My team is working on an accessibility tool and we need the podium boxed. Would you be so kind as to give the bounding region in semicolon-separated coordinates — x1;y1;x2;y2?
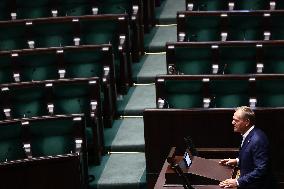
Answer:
165;155;234;185
154;147;236;189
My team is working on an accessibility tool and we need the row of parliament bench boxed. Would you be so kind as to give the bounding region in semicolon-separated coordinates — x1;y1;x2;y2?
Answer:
0;14;133;93
185;0;284;11
166;41;284;75
0;45;117;116
0;77;107;165
0;0;147;60
144;108;284;188
177;10;284;42
0;114;88;189
155;74;284;109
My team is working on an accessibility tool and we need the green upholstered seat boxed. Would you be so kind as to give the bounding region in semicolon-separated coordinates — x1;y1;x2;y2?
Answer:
9;85;48;118
189;0;228;11
256;79;284;107
227;16;263;41
0;122;26;162
17;53;58;82
209;79;249;108
32;22;74;48
0;23;27;51
30;118;75;157
0;54;14;84
219;46;256;74
263;46;284;73
185;15;221;42
164;80;204;108
174;46;212;74
16;0;51;19
234;0;268;10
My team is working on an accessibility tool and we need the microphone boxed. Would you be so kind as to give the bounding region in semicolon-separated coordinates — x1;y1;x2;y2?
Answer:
184;136;198;156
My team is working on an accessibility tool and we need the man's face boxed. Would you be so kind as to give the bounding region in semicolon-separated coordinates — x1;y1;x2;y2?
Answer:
232;110;249;134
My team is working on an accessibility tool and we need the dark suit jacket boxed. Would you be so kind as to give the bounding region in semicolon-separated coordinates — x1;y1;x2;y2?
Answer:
238;127;277;189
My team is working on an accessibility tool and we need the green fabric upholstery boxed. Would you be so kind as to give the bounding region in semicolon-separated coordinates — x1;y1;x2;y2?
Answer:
95;0;131;15
256;80;284;107
11;86;48;118
0;24;27;51
270;15;284;41
53;83;91;114
175;47;212;74
235;0;267;10
16;1;51;19
192;0;227;11
263;46;284;73
210;80;249;108
185;15;221;41
18;53;58;81
219;46;256;74
30;119;75;157
64;50;103;78
227;16;263;41
80;20;117;45
32;22;74;48
165;80;204;108
0;122;26;162
0;54;13;84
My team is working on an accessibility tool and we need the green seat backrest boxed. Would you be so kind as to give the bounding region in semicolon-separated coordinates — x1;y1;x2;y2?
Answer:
64;50;103;78
32;22;74;48
0;1;10;21
185;15;221;41
235;0;267;10
0;122;26;162
193;0;227;11
263;46;284;73
270;15;284;40
210;80;249;108
18;53;58;81
16;0;51;19
0;24;27;51
80;19;118;46
53;82;92;115
96;0;131;15
228;16;263;41
219;46;256;74
165;80;204;108
0;54;13;84
256;79;284;107
11;86;47;118
30;119;75;157
175;47;212;74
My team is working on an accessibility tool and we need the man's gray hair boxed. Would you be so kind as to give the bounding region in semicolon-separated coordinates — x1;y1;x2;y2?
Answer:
236;106;255;125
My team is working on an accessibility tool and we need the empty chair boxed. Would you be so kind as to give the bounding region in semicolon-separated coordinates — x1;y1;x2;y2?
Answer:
186;0;228;11
156;76;205;108
209;77;250;108
256;75;284;107
0;83;48;119
15;0;51;19
166;43;212;75
227;14;263;41
263;45;284;73
233;0;269;10
0;121;26;162
219;45;256;74
177;12;221;42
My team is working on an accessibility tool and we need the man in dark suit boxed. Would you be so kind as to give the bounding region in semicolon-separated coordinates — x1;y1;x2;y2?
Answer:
219;106;277;189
